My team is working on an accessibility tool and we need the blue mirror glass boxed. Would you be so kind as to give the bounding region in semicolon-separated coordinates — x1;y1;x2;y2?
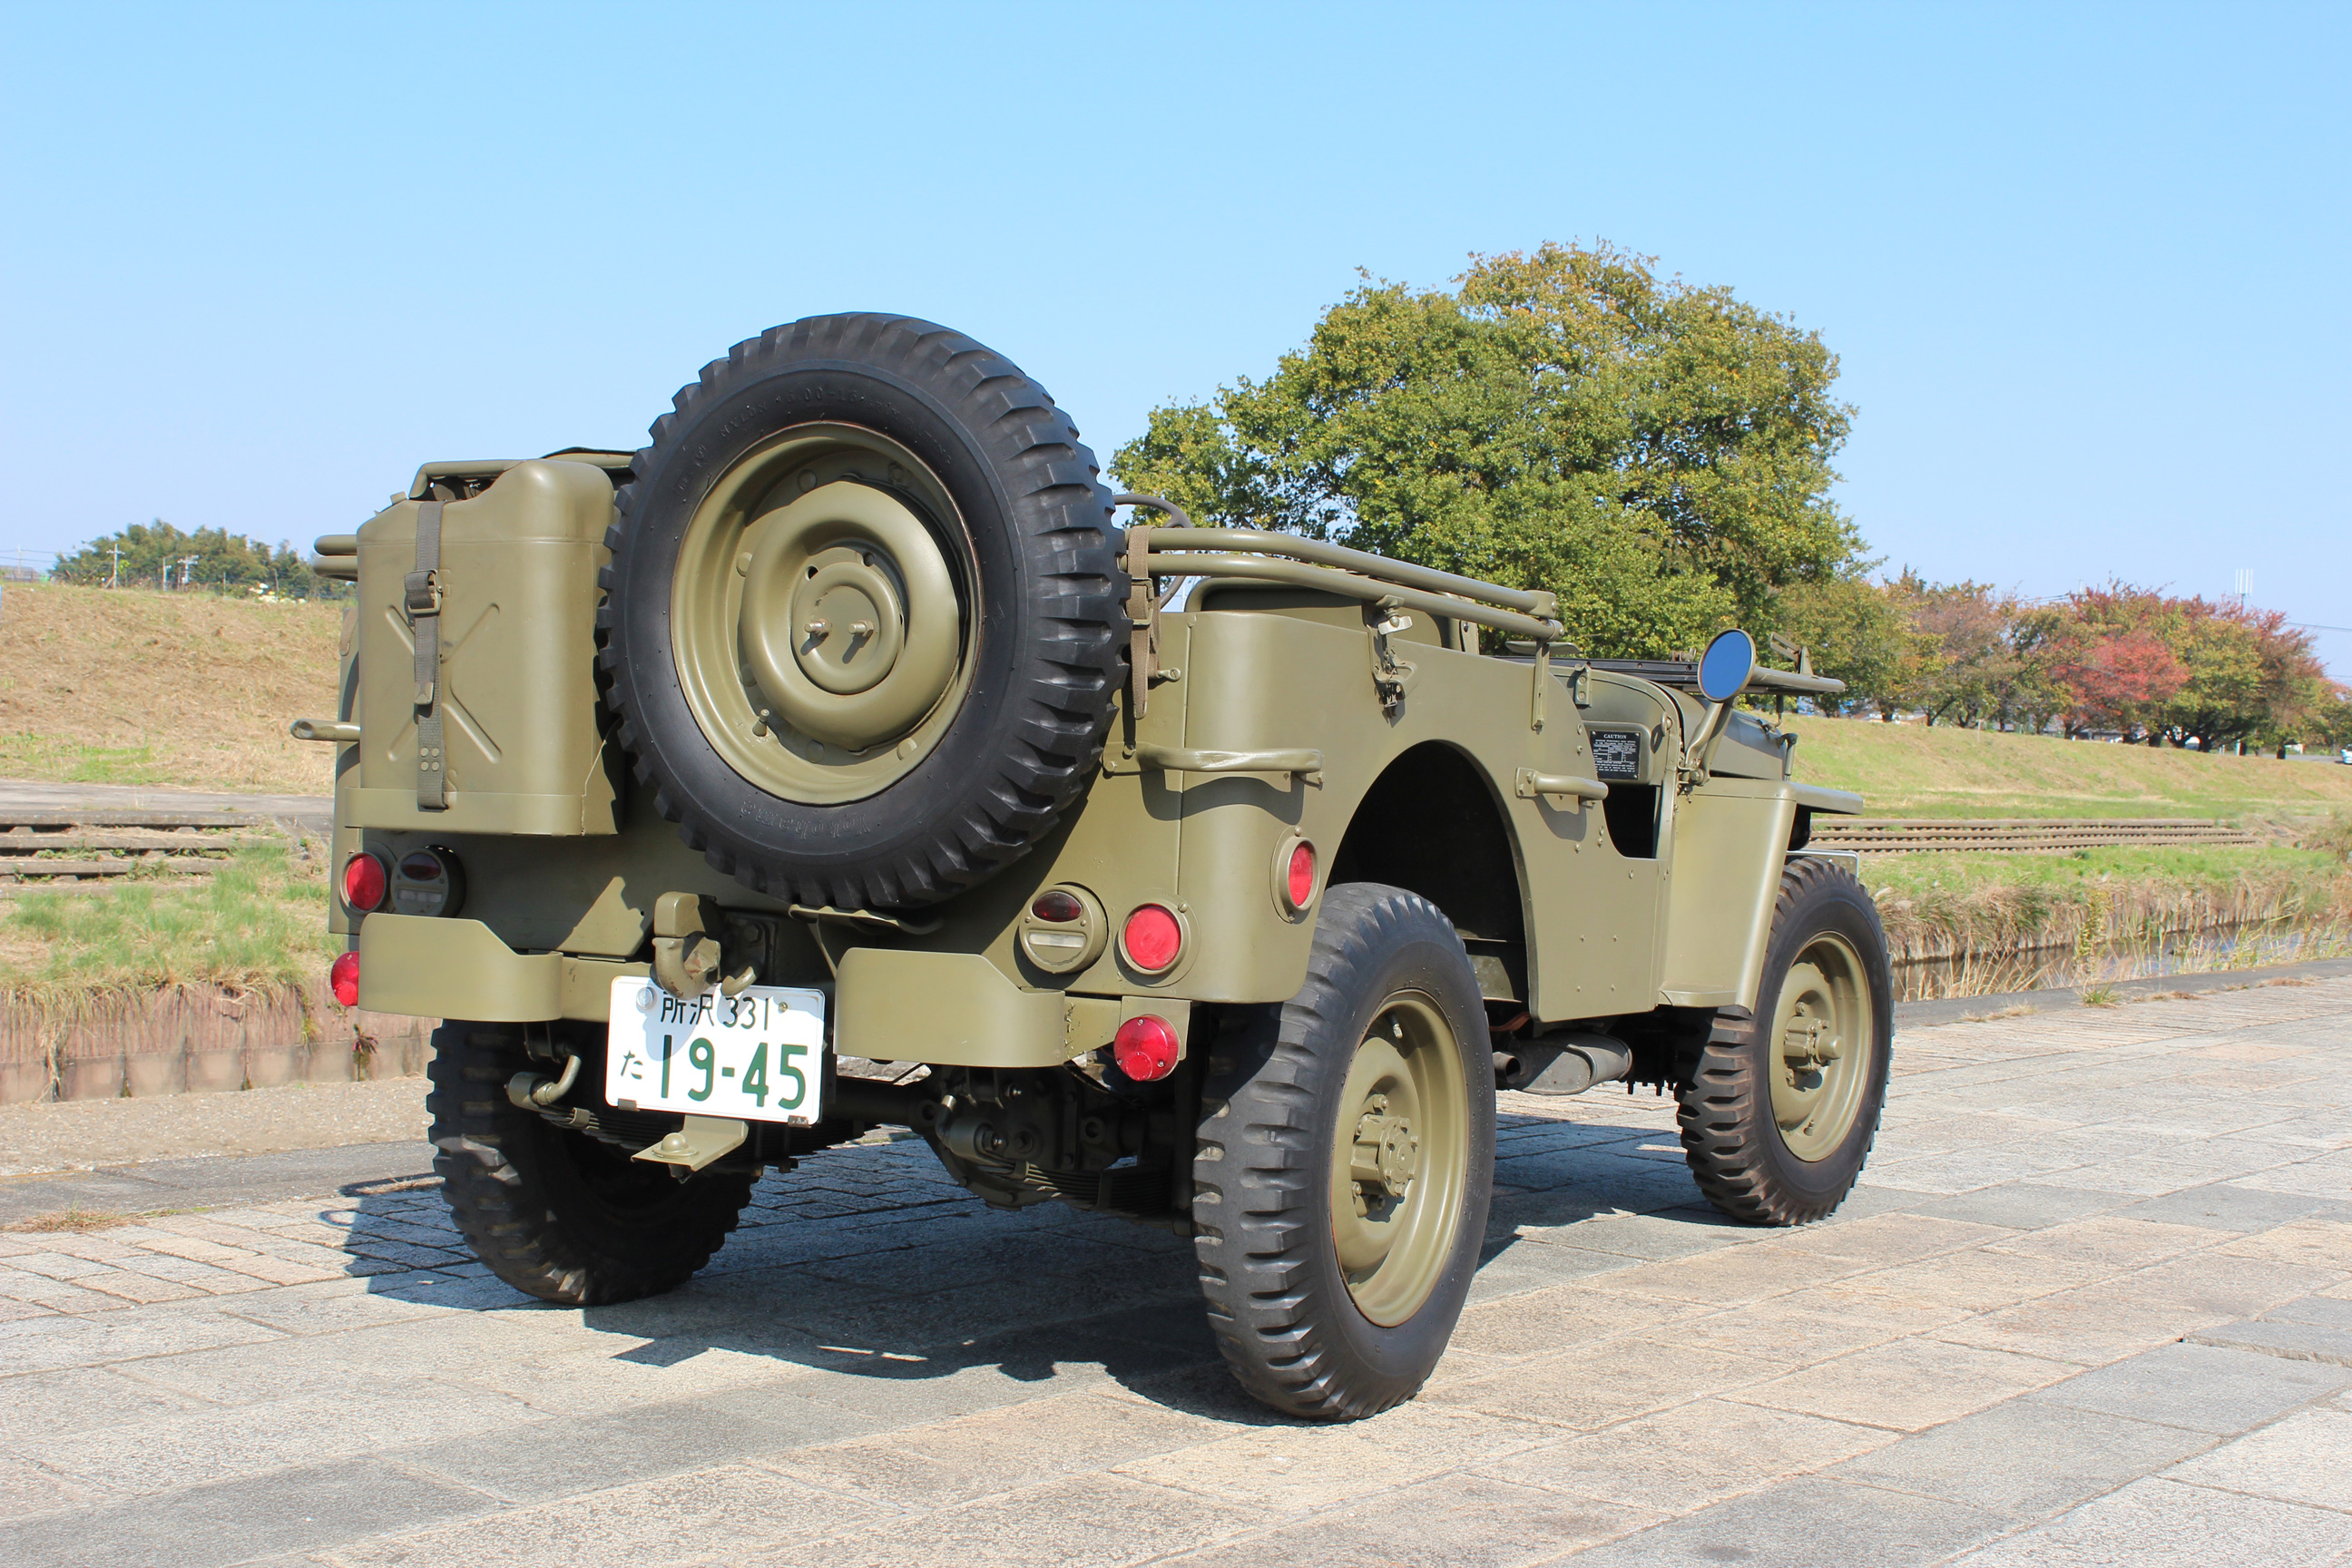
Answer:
1697;629;1757;703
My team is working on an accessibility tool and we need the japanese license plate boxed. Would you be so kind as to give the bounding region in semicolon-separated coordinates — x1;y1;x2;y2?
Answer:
604;977;827;1126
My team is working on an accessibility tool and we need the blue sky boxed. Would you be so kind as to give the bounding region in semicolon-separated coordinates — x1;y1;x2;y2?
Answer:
3;1;2345;674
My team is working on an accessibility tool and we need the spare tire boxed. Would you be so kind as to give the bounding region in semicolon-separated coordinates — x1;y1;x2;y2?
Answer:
601;314;1126;909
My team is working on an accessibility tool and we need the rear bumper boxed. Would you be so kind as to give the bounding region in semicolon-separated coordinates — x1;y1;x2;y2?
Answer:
352;917;1116;1068
355;916;638;1023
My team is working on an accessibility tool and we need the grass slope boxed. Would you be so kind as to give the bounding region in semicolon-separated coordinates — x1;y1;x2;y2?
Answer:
0;582;343;796
1788;715;2352;823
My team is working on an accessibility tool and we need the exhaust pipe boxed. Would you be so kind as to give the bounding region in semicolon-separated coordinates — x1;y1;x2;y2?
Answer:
1496;1032;1633;1097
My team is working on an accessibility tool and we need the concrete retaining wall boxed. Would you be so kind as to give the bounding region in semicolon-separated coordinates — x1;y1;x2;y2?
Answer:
0;984;436;1104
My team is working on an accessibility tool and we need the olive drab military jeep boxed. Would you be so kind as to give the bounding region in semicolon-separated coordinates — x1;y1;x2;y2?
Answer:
297;314;1892;1421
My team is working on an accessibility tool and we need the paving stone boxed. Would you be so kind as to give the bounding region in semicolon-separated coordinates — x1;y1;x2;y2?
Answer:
1728;1338;2075;1432
1551;1475;2007;1566
2106;1181;2339;1233
1581;1240;1872;1307
327;1462;882;1567
1426;1338;1783;1429
1161;1471;1661;1566
391;1387;887;1503
1931;1278;2240;1367
1942;1475;2352;1567
1646;1299;1912;1367
0;1458;491;1568
1887;1185;2132;1230
1483;1396;1895;1513
1450;1281;1705;1361
2212;1215;2352;1271
1827;1396;2212;1517
113;1311;589;1406
766;1387;1232;1510
0;1364;213;1439
2163;1406;2352;1511
0;1455;111;1521
750;1470;1264;1568
1113;1399;1547;1513
2027;1340;2352;1434
1804;1247;2111;1316
1467;1240;1639;1301
1977;1214;2232;1269
0;1301;284;1375
27;1382;540;1492
1532;1210;1759;1261
1766;1213;2015;1267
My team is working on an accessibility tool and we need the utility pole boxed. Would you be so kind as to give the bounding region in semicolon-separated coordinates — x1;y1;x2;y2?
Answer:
179;554;201;591
110;544;120;588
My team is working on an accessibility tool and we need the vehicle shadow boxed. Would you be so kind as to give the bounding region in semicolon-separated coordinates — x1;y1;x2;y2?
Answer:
328;1108;1722;1427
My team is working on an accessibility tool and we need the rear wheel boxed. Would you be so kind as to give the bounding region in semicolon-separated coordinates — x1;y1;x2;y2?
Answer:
1676;858;1893;1225
427;1023;755;1305
1191;884;1494;1420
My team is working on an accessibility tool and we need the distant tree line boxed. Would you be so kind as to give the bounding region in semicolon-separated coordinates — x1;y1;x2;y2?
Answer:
50;519;347;599
1778;575;2347;753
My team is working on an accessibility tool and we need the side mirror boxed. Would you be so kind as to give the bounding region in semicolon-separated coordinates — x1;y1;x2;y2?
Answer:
1697;629;1757;703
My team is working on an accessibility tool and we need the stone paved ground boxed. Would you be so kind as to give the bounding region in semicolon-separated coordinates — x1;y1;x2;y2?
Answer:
3;979;2350;1566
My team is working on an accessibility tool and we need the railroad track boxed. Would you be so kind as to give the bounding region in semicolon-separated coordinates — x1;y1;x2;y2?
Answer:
0;809;302;892
1809;818;2261;854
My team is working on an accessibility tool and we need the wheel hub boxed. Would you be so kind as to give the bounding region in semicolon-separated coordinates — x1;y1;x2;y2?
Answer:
1769;944;1874;1162
1349;1095;1420;1206
1326;995;1470;1328
788;548;905;696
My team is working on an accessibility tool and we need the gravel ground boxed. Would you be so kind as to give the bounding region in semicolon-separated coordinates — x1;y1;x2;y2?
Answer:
0;1077;426;1178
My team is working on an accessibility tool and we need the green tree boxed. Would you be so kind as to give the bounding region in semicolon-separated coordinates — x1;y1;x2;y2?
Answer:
53;520;343;598
1113;241;1863;657
1773;573;1909;717
2154;601;2327;753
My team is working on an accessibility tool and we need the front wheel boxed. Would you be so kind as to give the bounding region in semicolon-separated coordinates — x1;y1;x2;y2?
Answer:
1191;884;1494;1421
1677;858;1894;1225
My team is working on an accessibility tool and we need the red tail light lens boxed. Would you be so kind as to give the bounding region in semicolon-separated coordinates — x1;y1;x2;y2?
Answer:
1112;1014;1181;1082
1286;841;1317;910
329;951;360;1008
341;852;388;913
1031;889;1084;923
1121;904;1183;973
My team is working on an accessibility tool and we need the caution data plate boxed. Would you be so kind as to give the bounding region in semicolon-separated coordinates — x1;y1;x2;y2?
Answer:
604;977;828;1126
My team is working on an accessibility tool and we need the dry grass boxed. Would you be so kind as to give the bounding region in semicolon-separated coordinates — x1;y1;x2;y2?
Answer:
0;582;344;795
5;1208;137;1233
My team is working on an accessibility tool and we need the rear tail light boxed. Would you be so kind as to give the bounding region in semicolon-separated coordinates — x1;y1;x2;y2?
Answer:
391;847;466;917
341;851;388;913
1112;1014;1181;1082
1031;889;1083;923
1120;904;1184;974
329;951;360;1008
1283;839;1318;914
1018;884;1107;974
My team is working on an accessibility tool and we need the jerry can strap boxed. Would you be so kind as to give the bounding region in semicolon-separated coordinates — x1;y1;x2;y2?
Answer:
406;501;447;809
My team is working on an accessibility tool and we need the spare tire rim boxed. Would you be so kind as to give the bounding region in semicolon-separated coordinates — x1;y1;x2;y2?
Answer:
1770;932;1875;1161
1328;992;1469;1328
671;424;975;804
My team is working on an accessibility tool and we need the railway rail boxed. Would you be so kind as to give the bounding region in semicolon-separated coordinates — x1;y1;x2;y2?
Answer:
0;809;298;891
1809;817;2261;854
